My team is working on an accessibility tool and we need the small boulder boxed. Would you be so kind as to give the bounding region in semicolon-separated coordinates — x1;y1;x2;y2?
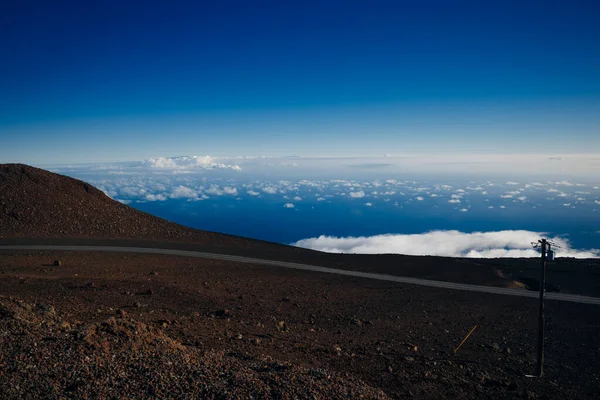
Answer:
277;320;288;331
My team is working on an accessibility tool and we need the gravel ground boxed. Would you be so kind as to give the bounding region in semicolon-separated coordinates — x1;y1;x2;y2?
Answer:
1;251;599;399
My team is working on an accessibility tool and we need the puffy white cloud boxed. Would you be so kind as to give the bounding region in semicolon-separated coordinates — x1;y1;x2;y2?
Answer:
262;186;278;194
349;191;366;198
317;197;326;201
247;190;260;196
283;203;295;208
459;208;468;212
293;230;600;258
120;186;147;197
143;156;241;171
205;185;238;196
505;181;520;185
595;200;600;205
500;195;513;199
293;196;302;201
364;202;373;207
144;193;167;201
415;196;424;201
170;185;198;199
448;199;461;204
223;186;238;195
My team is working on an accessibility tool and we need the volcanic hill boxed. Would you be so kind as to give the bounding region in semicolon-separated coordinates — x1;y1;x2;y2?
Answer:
0;163;292;249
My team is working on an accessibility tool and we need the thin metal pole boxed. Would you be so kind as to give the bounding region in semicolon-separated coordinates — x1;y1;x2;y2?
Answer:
536;239;547;377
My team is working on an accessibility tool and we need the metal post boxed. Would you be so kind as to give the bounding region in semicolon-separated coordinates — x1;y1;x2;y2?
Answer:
536;239;547;377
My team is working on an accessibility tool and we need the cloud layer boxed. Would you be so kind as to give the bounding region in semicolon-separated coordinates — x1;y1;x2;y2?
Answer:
293;230;600;258
143;156;241;171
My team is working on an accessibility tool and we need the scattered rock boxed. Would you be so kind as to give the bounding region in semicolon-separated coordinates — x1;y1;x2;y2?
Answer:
133;302;142;308
405;356;415;362
387;366;393;373
116;309;127;318
491;342;501;352
277;320;288;332
150;271;158;276
53;260;61;266
215;309;232;318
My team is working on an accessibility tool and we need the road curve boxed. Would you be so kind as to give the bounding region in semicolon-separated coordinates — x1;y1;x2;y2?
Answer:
2;245;599;305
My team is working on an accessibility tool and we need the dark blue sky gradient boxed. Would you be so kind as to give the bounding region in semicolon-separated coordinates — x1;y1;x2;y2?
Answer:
1;0;599;162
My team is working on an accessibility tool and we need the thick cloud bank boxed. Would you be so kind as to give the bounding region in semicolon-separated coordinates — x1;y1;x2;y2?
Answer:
293;230;600;258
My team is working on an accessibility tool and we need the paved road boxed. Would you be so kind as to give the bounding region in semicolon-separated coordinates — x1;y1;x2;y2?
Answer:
2;245;599;305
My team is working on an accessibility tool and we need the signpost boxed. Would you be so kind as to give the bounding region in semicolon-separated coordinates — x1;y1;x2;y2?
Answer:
536;238;548;377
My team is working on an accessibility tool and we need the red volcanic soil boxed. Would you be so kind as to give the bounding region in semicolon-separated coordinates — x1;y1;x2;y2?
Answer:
1;164;599;398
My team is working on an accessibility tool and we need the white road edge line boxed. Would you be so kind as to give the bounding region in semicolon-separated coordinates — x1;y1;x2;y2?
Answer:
1;245;599;305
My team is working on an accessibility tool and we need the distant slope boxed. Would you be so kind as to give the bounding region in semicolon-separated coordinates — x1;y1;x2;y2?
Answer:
0;164;286;250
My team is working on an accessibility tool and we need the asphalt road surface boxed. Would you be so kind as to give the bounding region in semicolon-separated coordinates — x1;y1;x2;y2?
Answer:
1;245;599;305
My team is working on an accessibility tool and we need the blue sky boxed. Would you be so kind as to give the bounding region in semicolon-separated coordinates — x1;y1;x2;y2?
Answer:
1;0;599;164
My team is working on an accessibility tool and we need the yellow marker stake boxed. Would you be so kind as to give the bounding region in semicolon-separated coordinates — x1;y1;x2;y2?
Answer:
454;325;478;354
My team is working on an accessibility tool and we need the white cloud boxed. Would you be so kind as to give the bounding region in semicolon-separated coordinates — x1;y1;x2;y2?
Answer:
205;185;238;196
459;208;468;212
262;186;278;194
293;196;302;201
144;193;167;201
143;156;241;171
292;230;600;258
500;195;513;199
364;202;373;207
247;190;260;196
349;191;366;198
505;181;520;185
430;194;439;197
448;199;461;204
517;196;527;201
170;185;198;199
283;203;295;208
416;196;424;201
595;200;600;205
222;186;238;195
317;197;326;201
